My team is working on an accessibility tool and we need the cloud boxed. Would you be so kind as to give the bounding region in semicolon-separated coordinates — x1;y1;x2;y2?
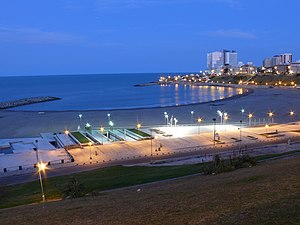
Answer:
200;29;256;39
0;27;83;44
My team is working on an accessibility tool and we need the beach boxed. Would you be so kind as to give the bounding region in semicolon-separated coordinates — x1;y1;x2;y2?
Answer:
0;85;299;139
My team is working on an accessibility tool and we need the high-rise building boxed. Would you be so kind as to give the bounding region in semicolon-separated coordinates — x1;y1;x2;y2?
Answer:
266;53;293;67
263;58;272;68
271;55;282;66
280;53;292;65
224;50;238;67
207;50;238;72
207;51;224;71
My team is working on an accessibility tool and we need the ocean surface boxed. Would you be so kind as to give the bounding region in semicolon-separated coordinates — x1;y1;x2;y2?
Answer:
0;73;242;111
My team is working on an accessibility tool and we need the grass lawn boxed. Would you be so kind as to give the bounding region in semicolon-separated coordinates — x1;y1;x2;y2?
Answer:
70;131;90;144
128;128;152;137
0;164;203;209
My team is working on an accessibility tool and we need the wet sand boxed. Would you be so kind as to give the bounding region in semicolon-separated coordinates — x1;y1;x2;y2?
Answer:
0;85;299;138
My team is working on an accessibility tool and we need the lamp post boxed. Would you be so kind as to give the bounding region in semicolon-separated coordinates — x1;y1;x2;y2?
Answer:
217;110;223;124
212;118;216;147
174;118;178;126
268;112;274;124
78;114;82;130
65;130;69;151
33;147;46;202
100;127;104;145
239;120;242;151
109;120;114;130
248;113;253;126
290;111;295;122
265;124;269;133
164;112;168;125
224;113;228;125
190;111;194;124
197;117;202;135
88;142;92;160
150;129;153;163
241;109;245;121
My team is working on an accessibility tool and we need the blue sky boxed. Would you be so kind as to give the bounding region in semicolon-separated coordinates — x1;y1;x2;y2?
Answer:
0;0;299;76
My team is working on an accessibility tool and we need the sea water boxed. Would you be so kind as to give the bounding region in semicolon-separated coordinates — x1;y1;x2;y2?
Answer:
0;73;241;111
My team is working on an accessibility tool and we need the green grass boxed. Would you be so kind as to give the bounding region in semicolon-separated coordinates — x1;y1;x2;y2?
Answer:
0;164;204;209
70;132;90;144
128;128;152;137
1;149;299;210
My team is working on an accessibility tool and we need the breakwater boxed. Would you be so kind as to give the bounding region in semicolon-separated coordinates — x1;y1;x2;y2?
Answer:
0;96;61;109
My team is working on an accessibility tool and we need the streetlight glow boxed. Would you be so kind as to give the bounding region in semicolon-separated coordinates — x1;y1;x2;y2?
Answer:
38;162;47;172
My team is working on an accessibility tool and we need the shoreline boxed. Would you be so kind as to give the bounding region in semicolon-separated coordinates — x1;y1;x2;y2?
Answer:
0;84;299;139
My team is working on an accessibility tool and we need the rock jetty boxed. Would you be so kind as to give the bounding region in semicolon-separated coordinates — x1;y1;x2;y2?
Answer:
0;96;61;109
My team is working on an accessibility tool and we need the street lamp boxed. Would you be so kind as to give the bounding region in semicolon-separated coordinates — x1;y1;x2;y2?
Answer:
265;124;269;133
197;117;202;135
241;109;245;120
212;118;216;146
190;111;194;124
88;142;93;160
33;147;46;202
239;120;242;151
78;114;82;130
164;112;168;125
174;118;178;126
136;123;142;130
248;113;253;126
224;113;228;124
165;114;169;126
290;111;295;122
217;110;223;124
100;127;105;145
150;129;153;163
65;130;70;151
268;112;274;124
109;120;114;130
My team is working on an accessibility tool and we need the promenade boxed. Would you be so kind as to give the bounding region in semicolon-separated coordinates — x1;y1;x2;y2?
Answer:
1;122;300;186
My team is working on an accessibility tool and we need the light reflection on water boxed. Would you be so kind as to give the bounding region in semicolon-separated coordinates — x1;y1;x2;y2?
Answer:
159;84;240;108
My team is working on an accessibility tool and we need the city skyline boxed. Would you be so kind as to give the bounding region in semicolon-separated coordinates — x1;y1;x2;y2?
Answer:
0;0;299;76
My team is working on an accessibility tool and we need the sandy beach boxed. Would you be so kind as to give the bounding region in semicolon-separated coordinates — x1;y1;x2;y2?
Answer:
0;85;299;139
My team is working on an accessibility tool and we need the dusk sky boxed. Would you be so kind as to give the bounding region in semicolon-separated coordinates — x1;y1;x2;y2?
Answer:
0;0;299;76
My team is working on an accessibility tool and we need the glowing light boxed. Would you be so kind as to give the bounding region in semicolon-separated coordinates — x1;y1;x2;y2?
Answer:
38;162;47;172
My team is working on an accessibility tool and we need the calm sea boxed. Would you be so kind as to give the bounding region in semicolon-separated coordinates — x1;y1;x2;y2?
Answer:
0;73;241;111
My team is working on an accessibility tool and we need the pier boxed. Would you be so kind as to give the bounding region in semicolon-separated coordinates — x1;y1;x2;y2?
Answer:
0;96;61;109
